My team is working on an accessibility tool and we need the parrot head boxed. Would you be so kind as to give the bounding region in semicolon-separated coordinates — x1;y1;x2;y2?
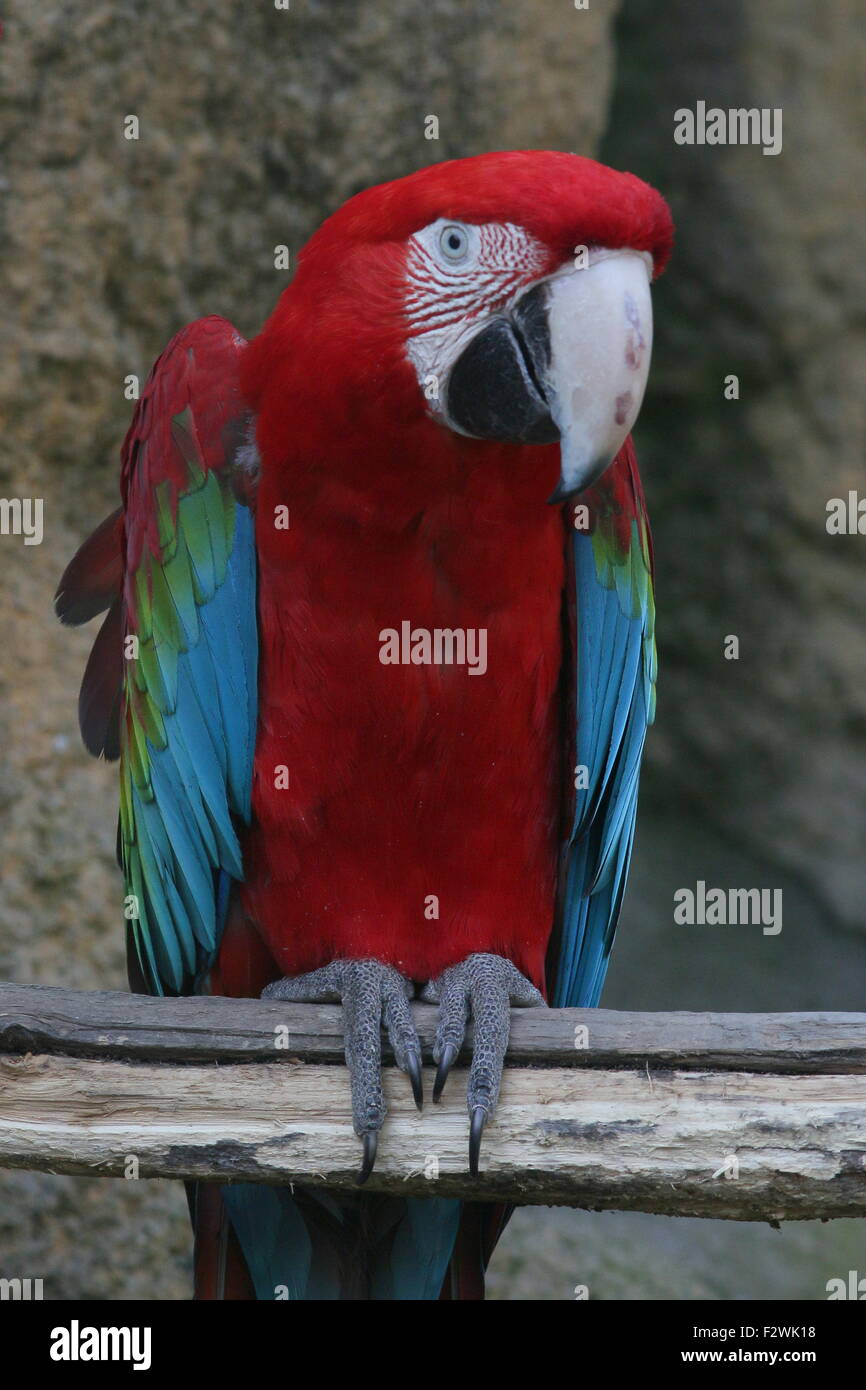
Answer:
245;150;673;500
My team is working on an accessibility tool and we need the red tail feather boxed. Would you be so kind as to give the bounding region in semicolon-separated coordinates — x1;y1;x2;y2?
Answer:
78;597;123;760
55;507;123;627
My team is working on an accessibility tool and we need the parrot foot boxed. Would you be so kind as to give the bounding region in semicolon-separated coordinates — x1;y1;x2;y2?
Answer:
261;959;422;1183
421;953;545;1176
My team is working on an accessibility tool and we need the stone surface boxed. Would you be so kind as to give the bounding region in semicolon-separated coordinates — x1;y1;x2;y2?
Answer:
603;0;866;929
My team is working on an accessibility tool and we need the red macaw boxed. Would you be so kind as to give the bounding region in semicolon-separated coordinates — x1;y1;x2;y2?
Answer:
57;150;672;1300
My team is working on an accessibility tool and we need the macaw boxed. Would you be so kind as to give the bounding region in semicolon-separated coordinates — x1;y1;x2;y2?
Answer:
57;150;672;1300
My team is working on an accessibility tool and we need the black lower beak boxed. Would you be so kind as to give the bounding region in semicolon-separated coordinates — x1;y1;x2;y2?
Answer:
443;282;559;447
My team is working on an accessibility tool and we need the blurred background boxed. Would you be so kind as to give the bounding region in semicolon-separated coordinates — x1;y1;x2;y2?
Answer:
1;0;863;1298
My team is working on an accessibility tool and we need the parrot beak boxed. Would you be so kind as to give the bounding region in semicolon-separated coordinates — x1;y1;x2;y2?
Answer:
442;249;654;500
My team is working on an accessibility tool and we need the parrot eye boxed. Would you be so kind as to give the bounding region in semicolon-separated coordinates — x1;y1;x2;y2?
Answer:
438;224;471;263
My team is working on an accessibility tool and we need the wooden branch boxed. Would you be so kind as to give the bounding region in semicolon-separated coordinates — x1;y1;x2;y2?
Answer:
2;983;864;1071
0;984;864;1218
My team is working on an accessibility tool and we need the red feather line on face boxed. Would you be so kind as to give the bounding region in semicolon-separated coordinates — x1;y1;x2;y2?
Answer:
404;222;545;336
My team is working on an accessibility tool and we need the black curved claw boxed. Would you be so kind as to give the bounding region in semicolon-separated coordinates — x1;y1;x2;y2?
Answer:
433;1044;458;1103
359;1131;378;1185
469;1106;487;1176
406;1052;424;1112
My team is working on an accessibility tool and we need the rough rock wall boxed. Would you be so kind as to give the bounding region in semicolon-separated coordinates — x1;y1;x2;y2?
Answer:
604;0;866;928
0;0;620;1298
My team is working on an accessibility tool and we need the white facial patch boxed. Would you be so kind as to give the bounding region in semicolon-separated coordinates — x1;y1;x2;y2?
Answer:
404;219;546;412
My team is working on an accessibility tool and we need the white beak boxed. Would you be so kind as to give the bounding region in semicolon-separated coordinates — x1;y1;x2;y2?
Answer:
542;249;654;498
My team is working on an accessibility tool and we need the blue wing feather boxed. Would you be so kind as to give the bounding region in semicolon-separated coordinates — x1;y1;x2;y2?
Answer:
550;462;656;1010
117;320;258;996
